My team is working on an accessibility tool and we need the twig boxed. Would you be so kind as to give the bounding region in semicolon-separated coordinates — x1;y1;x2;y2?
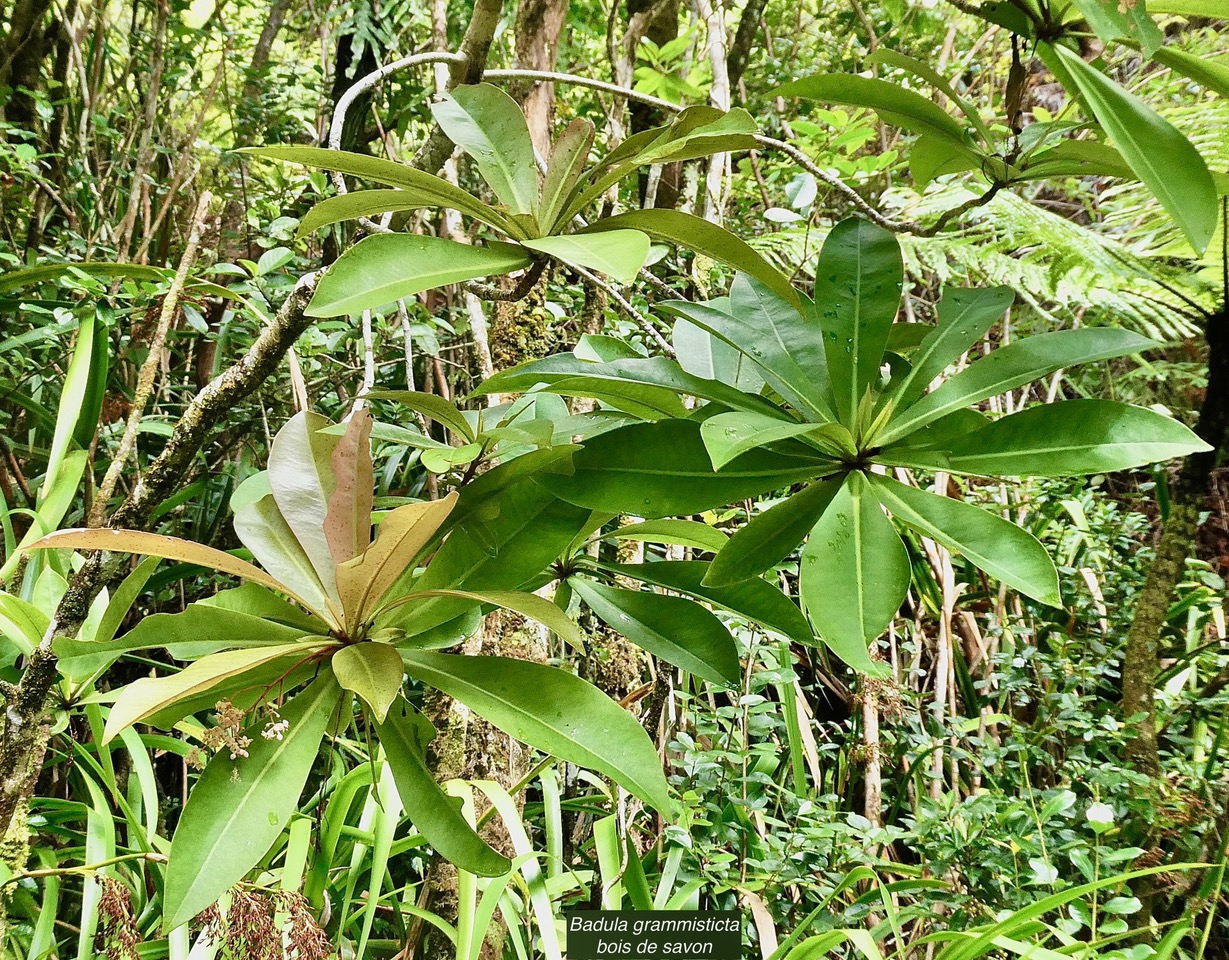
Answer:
91;191;213;525
571;264;675;356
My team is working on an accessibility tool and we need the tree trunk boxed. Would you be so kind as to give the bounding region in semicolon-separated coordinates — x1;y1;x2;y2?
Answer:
512;0;569;158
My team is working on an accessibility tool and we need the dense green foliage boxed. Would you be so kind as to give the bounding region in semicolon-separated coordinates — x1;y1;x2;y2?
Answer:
0;0;1226;958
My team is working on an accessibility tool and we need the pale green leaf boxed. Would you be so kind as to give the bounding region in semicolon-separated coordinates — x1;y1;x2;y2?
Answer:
333;641;404;722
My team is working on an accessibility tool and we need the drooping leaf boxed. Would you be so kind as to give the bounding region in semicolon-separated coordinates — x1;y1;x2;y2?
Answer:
868;473;1061;605
296;189;434;238
580;209;799;307
376;700;510;876
324;409;374;567
521;230;650;284
103;641;335;743
776;74;971;145
539;419;828;518
702;479;847;587
309;235;534;318
604;560;813;645
162;672;342;929
333;641;404;722
799;471;906;674
24;526;310;610
337;494;458;625
244;145;519;236
368;390;477;441
430;83;539;217
941;399;1212;477
399;651;672;812
598;519;728;554
390;588;584;651
570;578;741;685
881;328;1158;444
1040;43;1217;251
1150;47;1229;100
672;318;766;394
886;286;1014;410
1069;0;1162;54
813;218;904;423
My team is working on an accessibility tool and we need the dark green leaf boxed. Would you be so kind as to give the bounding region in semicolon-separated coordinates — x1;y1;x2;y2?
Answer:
776;74;969;144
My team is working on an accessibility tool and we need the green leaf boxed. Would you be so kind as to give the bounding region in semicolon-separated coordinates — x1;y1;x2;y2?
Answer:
598;519;728;553
660;278;832;419
1150;47;1229;99
881;328;1157;444
941;399;1212;476
1040;43;1217;251
909;135;982;189
813;218;904;423
476;353;776;419
540;420;828;518
1069;0;1162;54
866;49;994;142
296;189;433;237
163;672;342;929
570;578;741;685
333;641;404;722
580;209;799;308
703;479;844;587
776;74;970;144
521;230;650;284
45;318;99;496
540;119;595;231
1;450;86;582
308;235;533;318
868;473;1061;605
603;560;813;645
399;651;672;812
103;640;334;742
368;390;477;441
431;83;539;218
800;471;905;674
672;318;765;394
701;411;833;469
886;286;1013;410
376;701;510;876
1148;0;1223;13
243;146;518;236
392;588;584;651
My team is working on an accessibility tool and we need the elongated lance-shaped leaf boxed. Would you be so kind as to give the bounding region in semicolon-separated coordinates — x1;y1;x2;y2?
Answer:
475;353;782;418
337;493;458;627
701;410;845;470
243;145;521;237
103;640;336;743
385;588;583;651
24;526;328;618
570;578;741;685
597;519;728;554
162;672;342;930
800;471;905;674
266;411;343;613
232;475;335;623
333;640;404;722
879;328;1158;445
368;390;477;441
704;479;845;587
601;560;813;645
296;189;434;238
539;419;829;518
885;286;1014;411
659;279;833;420
673;317;766;394
325;409;374;568
813;217;904;424
1039;43;1217;251
540;118;595;231
776;74;971;144
377;700;511;876
431;84;539;218
521;230;650;284
580;209;799;308
867;473;1061;606
940;399;1212;477
308;235;534;318
399;651;673;813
